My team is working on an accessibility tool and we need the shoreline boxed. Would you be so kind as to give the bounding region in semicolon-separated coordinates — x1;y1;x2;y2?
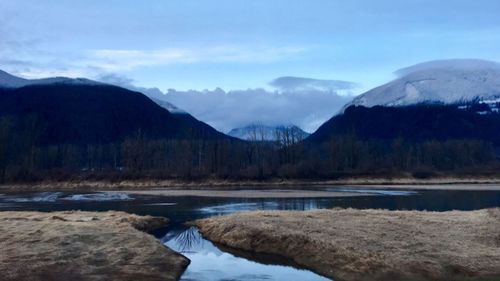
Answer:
2;178;500;193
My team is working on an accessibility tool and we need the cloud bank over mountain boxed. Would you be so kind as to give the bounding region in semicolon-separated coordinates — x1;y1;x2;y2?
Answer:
151;77;356;133
98;74;356;133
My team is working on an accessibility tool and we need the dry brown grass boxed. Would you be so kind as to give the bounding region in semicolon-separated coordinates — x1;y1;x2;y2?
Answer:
195;208;500;281
0;211;189;281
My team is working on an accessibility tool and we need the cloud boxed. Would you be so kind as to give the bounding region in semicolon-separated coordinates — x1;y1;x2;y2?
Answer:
82;46;309;72
97;73;135;87
394;59;500;77
0;44;310;80
155;83;354;133
97;73;357;133
270;76;359;93
0;14;350;134
97;73;164;99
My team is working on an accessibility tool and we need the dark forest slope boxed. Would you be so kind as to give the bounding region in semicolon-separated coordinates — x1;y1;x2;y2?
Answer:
307;104;500;146
0;84;228;145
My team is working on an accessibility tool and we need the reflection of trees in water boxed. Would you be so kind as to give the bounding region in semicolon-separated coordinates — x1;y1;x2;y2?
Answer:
172;227;204;252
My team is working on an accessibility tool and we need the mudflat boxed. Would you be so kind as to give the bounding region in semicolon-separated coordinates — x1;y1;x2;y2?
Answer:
0;211;189;281
195;208;500;281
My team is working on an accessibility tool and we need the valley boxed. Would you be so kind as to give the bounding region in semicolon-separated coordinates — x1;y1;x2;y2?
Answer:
1;11;500;280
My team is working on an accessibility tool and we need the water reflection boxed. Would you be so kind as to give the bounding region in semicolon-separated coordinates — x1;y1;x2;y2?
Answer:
164;227;205;253
198;202;279;214
164;227;330;281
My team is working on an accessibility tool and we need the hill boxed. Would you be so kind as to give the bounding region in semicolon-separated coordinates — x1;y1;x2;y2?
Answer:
307;104;500;145
0;83;227;145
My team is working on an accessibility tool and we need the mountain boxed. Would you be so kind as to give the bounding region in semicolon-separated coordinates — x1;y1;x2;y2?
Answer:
0;69;102;88
343;59;500;111
228;124;309;141
1;70;187;114
307;104;500;146
0;71;229;145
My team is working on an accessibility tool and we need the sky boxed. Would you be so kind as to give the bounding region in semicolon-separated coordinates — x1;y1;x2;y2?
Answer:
1;0;500;132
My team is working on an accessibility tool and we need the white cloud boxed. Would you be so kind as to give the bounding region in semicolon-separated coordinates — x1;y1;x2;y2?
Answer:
270;76;359;96
80;45;309;72
0;44;310;79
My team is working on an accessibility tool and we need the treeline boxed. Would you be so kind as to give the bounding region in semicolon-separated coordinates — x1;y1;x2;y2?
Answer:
296;137;496;178
0;115;497;182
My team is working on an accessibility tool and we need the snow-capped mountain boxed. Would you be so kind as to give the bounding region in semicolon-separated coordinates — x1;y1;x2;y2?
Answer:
228;124;310;141
0;69;102;88
343;59;500;111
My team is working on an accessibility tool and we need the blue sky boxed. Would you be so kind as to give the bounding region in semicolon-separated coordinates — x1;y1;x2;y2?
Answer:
2;0;500;92
1;0;500;131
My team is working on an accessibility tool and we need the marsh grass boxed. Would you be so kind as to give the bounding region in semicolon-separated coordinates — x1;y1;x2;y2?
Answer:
196;208;500;281
0;211;189;281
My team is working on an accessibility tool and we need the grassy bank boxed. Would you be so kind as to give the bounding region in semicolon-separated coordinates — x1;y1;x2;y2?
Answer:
0;211;189;281
195;208;500;281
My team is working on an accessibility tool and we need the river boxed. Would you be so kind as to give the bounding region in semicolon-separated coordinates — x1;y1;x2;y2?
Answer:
1;187;499;281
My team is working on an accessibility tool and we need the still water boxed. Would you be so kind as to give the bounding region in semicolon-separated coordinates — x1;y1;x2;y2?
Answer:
1;187;500;281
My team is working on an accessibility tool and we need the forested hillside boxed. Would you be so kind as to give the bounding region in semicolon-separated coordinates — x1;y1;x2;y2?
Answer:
0;85;498;182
